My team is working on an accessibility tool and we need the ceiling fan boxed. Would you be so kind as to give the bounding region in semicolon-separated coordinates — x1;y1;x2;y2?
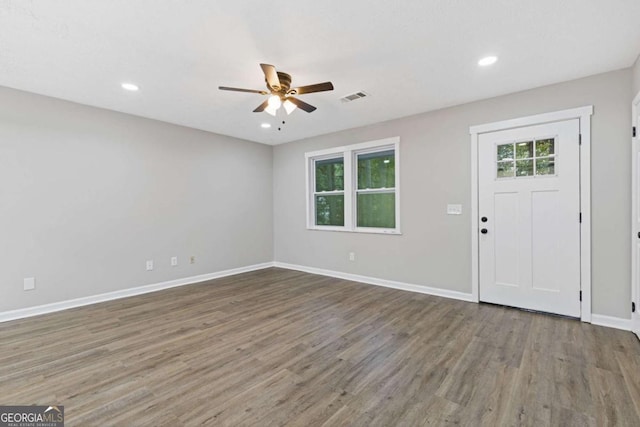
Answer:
219;64;334;116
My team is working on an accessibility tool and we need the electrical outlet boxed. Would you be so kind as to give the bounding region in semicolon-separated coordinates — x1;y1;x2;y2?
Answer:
190;256;196;264
146;260;154;271
171;256;178;267
349;252;356;262
23;277;35;291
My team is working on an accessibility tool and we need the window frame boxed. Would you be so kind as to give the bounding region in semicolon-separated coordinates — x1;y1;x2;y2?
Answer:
305;137;400;234
310;153;346;230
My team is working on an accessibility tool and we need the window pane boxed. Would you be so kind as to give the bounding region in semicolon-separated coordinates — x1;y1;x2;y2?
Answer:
536;139;555;157
497;161;515;178
536;158;555;175
357;193;395;228
357;150;395;190
497;143;514;161
315;195;344;226
516;159;533;176
516;141;533;159
315;158;344;192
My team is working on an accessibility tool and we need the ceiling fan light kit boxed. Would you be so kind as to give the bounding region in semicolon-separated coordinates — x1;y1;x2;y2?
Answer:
268;95;282;109
283;99;297;115
219;64;334;116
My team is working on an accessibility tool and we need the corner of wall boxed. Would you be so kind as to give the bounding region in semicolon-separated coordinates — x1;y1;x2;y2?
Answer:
633;54;640;96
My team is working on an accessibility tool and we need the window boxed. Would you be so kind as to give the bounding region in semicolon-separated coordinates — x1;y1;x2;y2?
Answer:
496;137;556;179
306;137;400;234
356;150;396;229
314;157;344;226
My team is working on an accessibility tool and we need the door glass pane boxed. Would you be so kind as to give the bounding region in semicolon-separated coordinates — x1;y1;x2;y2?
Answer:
536;139;555;157
516;141;534;159
497;143;514;161
357;193;395;228
516;159;534;176
357;150;395;189
497;161;515;178
536;158;555;175
315;158;344;192
315;195;344;226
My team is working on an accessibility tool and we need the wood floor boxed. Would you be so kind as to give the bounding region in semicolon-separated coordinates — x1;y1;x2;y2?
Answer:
1;268;639;426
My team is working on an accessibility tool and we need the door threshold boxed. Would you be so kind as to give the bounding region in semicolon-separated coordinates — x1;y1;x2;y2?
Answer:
479;301;580;320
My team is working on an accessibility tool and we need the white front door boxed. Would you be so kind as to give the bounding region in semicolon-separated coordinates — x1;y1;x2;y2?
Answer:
478;119;581;317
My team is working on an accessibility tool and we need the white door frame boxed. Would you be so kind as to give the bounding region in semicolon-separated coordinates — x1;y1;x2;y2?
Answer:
470;106;593;322
631;92;640;336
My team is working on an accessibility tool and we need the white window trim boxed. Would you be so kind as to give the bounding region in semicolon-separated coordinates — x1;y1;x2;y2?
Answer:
305;136;401;234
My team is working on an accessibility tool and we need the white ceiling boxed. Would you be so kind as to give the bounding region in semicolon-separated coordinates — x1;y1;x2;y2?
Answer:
2;1;640;145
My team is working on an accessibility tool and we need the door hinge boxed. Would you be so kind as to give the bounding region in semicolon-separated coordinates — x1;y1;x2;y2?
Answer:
579;291;582;302
579;212;582;223
634;127;637;138
579;134;582;145
633;302;636;313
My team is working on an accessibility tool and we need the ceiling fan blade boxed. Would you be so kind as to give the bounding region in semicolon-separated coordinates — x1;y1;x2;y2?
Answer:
253;99;270;113
219;86;268;95
260;63;281;90
287;97;317;113
291;82;334;95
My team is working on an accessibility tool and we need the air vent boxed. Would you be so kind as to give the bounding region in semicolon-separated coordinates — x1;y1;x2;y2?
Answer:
340;91;369;103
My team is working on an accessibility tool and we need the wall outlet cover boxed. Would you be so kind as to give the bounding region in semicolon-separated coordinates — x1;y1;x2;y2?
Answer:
146;260;154;271
171;256;178;266
24;277;36;291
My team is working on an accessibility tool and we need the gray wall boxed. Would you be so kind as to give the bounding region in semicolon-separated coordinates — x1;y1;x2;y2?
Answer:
2;68;634;319
634;55;640;96
274;68;632;319
0;87;273;312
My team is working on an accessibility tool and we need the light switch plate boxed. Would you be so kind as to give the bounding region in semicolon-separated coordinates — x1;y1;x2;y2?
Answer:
447;204;462;215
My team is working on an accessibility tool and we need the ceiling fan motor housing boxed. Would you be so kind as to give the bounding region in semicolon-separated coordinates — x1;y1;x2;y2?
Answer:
269;72;293;95
219;64;332;113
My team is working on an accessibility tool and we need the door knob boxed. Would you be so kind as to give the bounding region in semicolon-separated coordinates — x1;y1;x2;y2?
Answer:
481;217;488;223
481;228;488;234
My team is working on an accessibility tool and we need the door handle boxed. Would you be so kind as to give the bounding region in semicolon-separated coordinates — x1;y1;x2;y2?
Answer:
481;217;488;222
481;228;488;234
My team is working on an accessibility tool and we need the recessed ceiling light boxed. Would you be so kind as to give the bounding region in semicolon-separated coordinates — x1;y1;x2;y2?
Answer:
261;123;271;129
121;82;139;91
478;56;498;67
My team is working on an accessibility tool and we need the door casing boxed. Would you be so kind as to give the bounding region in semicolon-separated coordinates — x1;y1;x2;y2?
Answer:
631;92;640;338
470;106;593;323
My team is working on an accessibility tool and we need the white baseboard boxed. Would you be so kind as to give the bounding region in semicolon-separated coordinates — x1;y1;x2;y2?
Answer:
0;262;275;323
591;314;632;331
274;262;475;303
5;260;626;331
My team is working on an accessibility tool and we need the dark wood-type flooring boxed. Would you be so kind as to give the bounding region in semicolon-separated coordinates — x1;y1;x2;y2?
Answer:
1;268;639;426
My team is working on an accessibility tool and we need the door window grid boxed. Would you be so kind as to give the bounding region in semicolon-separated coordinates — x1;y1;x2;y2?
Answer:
496;138;556;179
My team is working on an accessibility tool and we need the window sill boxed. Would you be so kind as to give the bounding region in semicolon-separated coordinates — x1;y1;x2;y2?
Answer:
307;226;402;235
